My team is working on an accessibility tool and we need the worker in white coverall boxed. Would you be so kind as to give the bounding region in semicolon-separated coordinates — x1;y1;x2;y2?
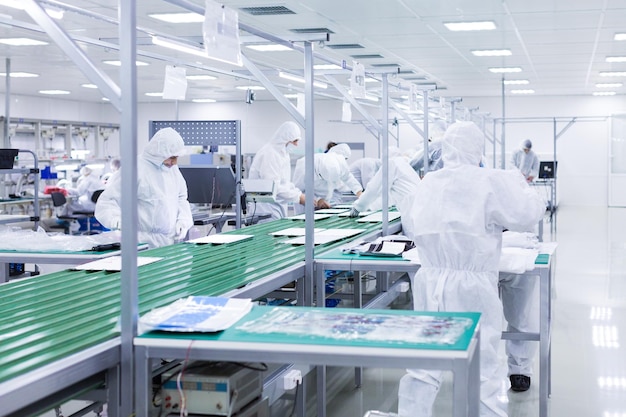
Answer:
247;121;316;219
95;127;193;249
348;155;420;217
398;121;545;417
292;150;363;212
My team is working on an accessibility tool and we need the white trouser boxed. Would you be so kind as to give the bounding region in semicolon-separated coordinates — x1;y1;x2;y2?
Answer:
499;273;538;376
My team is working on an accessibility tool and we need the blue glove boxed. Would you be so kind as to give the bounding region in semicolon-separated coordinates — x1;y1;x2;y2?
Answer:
348;208;360;218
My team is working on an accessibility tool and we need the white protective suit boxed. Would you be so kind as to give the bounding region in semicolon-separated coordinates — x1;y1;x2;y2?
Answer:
247;121;303;219
399;122;545;417
67;166;103;212
292;152;363;208
409;139;444;174
500;272;538;377
352;156;420;214
349;157;382;190
95;127;193;249
510;141;539;182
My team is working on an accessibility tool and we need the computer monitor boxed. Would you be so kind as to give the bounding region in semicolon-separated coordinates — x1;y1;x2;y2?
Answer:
538;161;557;179
178;165;236;207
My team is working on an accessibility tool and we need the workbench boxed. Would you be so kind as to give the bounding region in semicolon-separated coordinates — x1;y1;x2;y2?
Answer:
135;305;481;417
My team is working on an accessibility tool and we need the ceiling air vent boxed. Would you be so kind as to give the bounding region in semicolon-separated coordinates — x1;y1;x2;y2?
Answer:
240;6;295;16
326;43;364;49
371;63;399;67
291;27;335;34
351;54;384;59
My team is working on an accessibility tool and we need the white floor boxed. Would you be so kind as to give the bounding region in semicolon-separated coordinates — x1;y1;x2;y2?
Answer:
37;205;626;417
326;205;626;417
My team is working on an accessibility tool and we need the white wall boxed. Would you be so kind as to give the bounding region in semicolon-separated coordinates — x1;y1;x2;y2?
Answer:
4;92;625;207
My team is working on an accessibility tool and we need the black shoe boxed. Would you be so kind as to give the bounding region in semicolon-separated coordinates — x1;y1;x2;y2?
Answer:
509;374;531;392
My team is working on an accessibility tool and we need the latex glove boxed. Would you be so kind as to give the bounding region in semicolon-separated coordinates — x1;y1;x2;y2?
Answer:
110;218;121;230
348;207;360;218
175;221;187;241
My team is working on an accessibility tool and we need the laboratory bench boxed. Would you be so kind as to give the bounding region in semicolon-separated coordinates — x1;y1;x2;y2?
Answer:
135;305;481;417
0;213;400;416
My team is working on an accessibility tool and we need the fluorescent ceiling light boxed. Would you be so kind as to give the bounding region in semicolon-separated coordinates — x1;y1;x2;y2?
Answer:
503;79;529;85
192;98;217;103
614;33;626;41
510;89;535;94
145;92;163;97
444;21;496;31
152;35;207;58
489;67;522;73
102;97;110;101
600;71;626;77
44;7;64;20
39;90;70;95
596;83;622;88
314;64;342;70
284;93;299;99
148;12;204;23
0;71;38;78
278;71;328;89
471;49;511;57
246;44;292;52
0;37;48;46
606;56;626;63
0;0;23;9
365;77;379;83
186;74;217;80
593;91;616;96
348;90;379;102
103;60;149;66
236;86;265;91
81;83;98;89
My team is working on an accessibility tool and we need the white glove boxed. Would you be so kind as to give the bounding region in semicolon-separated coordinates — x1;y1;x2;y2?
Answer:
348;207;360;218
175;221;187;241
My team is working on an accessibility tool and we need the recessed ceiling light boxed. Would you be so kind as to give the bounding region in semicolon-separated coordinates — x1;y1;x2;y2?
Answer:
0;37;48;46
614;33;626;41
444;21;496;31
103;60;149;66
186;74;217;80
596;83;623;88
102;97;110;101
600;71;626;77
236;86;265;91
489;67;522;73
192;98;217;103
314;64;342;70
471;49;512;57
0;72;39;78
503;79;529;85
145;92;163;97
246;44;292;52
81;83;98;89
39;90;70;95
148;12;204;23
510;89;535;94
606;56;626;63
592;91;616;96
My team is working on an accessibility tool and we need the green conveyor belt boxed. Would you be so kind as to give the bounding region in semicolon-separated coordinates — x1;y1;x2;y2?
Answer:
0;215;397;384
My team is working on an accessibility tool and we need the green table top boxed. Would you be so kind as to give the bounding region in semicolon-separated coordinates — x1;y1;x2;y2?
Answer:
140;305;481;352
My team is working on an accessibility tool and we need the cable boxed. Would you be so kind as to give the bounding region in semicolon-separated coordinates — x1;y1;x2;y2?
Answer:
288;380;301;417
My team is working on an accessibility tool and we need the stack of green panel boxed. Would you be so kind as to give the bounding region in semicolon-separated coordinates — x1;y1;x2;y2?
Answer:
0;214;398;384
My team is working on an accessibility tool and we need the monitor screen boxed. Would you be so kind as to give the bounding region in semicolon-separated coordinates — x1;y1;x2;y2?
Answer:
538;161;557;179
179;165;236;207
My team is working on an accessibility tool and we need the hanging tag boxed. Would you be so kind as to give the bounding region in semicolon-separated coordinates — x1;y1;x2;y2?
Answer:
341;101;352;122
203;0;243;66
162;65;187;100
350;61;366;99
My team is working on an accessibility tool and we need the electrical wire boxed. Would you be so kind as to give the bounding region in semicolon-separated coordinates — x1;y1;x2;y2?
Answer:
288;381;301;417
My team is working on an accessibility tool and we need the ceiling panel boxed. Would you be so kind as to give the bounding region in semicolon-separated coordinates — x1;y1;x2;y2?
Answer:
0;0;621;104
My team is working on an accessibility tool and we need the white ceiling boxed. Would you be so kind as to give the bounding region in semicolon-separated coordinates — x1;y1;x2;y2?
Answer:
0;0;625;105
